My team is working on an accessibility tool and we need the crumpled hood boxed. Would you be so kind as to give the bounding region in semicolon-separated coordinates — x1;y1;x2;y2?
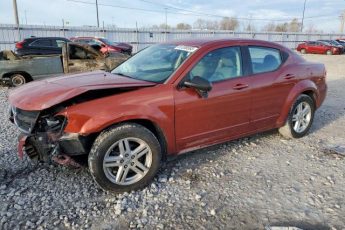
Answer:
9;70;156;111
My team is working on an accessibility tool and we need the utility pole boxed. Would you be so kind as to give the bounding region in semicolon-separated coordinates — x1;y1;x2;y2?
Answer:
13;0;21;40
340;10;345;34
96;0;100;27
62;19;65;37
12;0;19;26
165;8;168;30
24;10;28;25
164;8;168;42
301;0;307;32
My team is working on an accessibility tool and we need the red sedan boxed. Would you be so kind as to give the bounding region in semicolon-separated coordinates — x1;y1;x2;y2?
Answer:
9;39;327;193
297;41;341;55
70;37;132;55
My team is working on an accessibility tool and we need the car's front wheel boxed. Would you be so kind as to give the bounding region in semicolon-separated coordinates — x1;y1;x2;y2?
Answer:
279;94;315;138
88;123;162;193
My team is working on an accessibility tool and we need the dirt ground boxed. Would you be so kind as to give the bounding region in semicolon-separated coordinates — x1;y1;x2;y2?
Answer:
0;53;344;230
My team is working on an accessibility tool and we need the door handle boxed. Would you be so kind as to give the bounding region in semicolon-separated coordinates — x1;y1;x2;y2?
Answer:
284;74;295;80
68;63;74;66
233;83;249;90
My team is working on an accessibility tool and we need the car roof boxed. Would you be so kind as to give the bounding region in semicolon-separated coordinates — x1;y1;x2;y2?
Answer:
165;38;286;49
25;37;69;40
71;37;103;39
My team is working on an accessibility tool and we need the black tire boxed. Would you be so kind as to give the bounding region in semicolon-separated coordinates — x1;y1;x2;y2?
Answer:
279;94;315;139
10;73;26;87
88;123;162;193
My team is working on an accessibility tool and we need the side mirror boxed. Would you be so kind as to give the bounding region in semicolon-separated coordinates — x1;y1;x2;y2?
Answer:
184;76;212;98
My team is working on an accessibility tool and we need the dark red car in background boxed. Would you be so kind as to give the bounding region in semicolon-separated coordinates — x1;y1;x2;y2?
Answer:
71;37;132;55
296;41;342;55
9;39;327;193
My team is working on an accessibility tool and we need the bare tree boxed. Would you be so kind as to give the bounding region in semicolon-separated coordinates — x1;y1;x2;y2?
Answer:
288;18;301;32
219;17;239;30
206;20;219;30
262;22;276;32
275;23;289;32
193;18;207;29
159;23;171;29
176;23;192;30
193;18;219;30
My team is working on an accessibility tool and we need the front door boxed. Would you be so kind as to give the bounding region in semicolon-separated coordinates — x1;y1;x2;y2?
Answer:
66;44;106;73
174;46;253;152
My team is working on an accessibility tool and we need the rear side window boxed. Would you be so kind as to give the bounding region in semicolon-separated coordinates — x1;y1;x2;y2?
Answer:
249;46;282;74
30;39;52;47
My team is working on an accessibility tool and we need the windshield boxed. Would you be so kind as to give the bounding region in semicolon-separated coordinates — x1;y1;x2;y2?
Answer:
112;44;197;83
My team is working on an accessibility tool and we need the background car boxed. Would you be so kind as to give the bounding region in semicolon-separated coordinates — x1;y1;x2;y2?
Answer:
296;41;341;55
335;38;345;48
70;37;132;55
317;40;344;53
15;37;70;56
1;43;129;86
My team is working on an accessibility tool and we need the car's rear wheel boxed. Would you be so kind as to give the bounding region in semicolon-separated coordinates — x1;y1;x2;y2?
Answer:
326;50;332;55
88;123;161;193
301;48;306;54
10;73;26;87
279;94;315;139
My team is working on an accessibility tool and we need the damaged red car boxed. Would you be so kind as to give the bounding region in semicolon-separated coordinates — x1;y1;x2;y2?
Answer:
9;39;327;193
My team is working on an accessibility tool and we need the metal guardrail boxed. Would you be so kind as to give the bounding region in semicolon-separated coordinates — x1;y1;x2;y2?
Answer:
0;24;344;52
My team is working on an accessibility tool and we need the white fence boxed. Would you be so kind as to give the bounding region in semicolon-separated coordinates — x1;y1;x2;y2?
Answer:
0;24;344;52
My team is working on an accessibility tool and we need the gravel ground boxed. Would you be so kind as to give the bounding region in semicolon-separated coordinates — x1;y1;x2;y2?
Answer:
0;53;345;230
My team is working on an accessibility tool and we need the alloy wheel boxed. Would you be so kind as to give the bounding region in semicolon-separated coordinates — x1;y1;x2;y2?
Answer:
103;137;152;185
291;101;312;133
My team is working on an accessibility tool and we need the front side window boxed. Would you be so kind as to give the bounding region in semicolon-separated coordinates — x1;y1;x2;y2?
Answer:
249;46;282;74
188;47;242;83
112;44;197;83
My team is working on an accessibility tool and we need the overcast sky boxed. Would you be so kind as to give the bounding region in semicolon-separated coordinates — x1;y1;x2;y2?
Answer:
0;0;344;32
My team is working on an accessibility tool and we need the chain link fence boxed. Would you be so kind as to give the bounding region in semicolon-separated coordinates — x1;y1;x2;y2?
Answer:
0;24;343;52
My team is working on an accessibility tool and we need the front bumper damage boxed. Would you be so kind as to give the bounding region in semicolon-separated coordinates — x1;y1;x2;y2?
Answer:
10;106;91;167
17;132;89;167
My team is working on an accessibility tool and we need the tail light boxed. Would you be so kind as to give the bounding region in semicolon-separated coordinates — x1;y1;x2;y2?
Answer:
15;41;25;49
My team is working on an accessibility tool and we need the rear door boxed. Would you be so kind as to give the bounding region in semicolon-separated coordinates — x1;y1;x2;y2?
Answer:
28;39;56;55
246;46;296;130
174;46;253;151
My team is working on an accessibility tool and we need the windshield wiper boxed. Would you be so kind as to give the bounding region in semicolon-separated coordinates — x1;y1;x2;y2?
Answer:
113;72;136;79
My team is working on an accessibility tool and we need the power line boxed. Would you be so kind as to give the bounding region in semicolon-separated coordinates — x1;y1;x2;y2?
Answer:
66;0;341;23
137;0;340;21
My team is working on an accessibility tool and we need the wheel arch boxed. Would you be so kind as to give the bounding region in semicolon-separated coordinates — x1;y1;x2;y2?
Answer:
87;119;169;161
276;80;318;127
3;71;33;82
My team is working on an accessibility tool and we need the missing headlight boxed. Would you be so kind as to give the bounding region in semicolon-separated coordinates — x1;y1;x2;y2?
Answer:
39;115;67;132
